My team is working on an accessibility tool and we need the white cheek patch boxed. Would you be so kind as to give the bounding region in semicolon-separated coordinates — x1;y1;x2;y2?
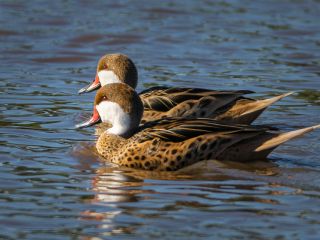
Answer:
98;70;121;86
96;102;110;123
96;101;131;136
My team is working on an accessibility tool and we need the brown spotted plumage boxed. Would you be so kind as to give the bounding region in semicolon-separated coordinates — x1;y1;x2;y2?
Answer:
78;53;291;125
76;83;320;171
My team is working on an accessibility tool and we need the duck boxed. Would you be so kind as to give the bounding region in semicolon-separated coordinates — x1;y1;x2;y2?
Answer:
78;53;291;124
75;83;319;171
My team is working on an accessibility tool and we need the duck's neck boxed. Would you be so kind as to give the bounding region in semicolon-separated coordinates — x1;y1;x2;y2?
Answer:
96;101;138;138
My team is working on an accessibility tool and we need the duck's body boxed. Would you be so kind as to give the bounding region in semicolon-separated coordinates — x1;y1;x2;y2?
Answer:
139;86;291;124
79;53;291;124
95;118;271;171
76;83;319;171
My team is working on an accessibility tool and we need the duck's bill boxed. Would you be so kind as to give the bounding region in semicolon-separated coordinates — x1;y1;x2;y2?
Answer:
75;117;101;129
78;81;101;94
75;109;101;129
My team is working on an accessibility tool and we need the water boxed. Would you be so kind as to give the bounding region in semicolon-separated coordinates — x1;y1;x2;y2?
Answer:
1;0;320;239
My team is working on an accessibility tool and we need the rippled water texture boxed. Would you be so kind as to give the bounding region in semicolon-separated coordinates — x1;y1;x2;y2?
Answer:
1;0;320;239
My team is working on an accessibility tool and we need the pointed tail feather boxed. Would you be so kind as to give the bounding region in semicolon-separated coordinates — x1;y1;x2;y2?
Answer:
215;92;294;124
240;92;294;116
231;92;294;124
218;124;319;162
255;124;320;152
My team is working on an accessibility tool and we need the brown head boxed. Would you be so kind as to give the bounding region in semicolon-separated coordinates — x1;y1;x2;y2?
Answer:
78;53;138;94
76;83;143;137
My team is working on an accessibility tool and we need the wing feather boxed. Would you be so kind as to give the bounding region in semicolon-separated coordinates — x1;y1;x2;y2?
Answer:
140;86;254;112
135;118;271;142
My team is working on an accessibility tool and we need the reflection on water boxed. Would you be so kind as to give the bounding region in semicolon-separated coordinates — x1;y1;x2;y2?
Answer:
82;161;320;238
0;0;320;239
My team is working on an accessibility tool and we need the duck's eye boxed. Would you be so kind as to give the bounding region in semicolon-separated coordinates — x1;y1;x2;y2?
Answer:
102;96;107;100
103;63;108;69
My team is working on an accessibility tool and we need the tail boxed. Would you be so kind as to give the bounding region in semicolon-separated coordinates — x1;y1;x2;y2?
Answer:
217;92;293;124
240;92;294;116
255;124;320;152
218;124;319;162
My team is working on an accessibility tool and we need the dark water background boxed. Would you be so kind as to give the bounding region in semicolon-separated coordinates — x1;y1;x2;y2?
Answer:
1;0;320;239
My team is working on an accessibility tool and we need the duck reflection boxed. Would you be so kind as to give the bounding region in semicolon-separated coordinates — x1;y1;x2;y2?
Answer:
77;154;285;237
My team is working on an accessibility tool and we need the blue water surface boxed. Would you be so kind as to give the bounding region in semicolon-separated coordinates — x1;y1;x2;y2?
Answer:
0;1;320;239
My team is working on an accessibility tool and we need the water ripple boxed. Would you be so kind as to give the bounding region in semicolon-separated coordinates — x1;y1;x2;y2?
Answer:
1;0;320;239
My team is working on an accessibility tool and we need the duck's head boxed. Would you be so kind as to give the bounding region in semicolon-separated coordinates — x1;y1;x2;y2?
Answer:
76;83;143;137
78;53;138;94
